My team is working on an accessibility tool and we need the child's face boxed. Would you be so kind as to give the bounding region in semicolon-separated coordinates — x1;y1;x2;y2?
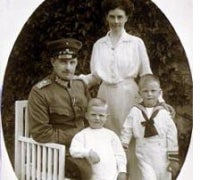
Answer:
86;106;108;129
139;81;161;107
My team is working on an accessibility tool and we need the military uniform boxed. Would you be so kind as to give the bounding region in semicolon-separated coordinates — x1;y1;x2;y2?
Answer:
27;38;92;179
28;73;90;148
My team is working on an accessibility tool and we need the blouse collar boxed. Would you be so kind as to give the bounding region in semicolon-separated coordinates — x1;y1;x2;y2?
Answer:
104;29;131;43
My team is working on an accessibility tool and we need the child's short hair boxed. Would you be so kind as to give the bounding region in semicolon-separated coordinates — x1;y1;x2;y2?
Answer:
87;98;109;112
139;74;161;88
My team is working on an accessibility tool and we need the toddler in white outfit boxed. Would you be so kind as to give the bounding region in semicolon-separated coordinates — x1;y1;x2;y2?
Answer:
70;98;127;180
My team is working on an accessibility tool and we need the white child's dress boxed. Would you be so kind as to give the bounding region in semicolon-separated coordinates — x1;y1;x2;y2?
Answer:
69;127;127;180
121;105;178;180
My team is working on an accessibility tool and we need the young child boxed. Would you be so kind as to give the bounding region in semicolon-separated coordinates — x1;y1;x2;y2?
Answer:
69;98;127;180
120;74;180;180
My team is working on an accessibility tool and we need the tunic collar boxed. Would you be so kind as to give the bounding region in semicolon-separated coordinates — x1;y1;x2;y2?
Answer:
55;75;71;88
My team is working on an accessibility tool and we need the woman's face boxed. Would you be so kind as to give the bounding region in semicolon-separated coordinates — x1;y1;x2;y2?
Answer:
106;8;128;32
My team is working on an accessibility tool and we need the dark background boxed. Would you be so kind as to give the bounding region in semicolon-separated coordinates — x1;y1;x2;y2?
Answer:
1;0;192;176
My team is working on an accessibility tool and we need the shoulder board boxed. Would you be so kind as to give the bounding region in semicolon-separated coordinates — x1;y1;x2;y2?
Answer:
36;79;52;89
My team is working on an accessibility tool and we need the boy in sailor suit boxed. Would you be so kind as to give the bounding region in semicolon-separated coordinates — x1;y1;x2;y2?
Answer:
120;74;180;180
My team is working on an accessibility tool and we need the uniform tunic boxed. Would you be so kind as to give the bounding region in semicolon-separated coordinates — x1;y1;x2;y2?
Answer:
121;106;179;180
28;73;90;149
69;127;127;180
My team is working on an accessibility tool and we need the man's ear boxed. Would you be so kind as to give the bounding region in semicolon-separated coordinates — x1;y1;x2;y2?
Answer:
74;58;78;66
125;15;129;23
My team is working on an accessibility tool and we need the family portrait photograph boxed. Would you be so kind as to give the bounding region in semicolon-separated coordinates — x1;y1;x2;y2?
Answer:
0;0;195;179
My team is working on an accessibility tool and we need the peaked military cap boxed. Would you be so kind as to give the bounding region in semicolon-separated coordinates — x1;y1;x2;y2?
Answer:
46;38;82;59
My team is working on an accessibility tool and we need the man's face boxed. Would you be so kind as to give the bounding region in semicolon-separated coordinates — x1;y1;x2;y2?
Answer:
51;58;78;80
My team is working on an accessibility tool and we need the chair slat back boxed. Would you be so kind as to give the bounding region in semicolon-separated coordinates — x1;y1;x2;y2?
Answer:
14;100;65;180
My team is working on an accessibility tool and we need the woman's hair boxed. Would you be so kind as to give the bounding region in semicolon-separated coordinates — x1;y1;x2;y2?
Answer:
101;0;134;16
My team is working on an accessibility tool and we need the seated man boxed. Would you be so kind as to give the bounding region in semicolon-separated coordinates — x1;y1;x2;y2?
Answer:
27;38;91;179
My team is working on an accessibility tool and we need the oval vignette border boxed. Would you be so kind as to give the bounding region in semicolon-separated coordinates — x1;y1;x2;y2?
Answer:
0;0;193;179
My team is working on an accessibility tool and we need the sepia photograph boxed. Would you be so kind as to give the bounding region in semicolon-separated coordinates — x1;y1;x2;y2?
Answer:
0;0;194;179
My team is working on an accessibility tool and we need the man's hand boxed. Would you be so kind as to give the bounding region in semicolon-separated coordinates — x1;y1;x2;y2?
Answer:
88;149;100;164
117;172;127;180
167;161;181;178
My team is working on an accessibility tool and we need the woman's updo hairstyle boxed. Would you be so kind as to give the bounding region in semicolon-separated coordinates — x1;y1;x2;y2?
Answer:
101;0;134;17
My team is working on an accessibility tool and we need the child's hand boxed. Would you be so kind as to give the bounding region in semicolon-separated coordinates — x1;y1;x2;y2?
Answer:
117;172;127;180
89;149;100;164
167;161;181;178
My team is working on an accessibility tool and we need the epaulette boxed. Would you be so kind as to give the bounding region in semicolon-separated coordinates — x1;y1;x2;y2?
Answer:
36;79;52;89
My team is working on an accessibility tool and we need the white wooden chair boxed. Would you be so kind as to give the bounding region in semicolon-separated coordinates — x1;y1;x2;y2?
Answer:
14;100;68;180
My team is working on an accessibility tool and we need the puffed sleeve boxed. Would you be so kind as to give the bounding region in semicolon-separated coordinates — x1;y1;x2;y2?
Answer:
78;43;101;88
137;38;152;76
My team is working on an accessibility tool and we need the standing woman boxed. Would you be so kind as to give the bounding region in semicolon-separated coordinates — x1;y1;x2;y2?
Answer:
81;0;152;179
83;0;152;134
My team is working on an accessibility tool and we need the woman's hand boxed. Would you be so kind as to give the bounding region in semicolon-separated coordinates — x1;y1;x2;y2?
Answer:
78;74;101;88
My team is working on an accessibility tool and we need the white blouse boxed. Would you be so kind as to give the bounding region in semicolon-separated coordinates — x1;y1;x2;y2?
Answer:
90;30;152;84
